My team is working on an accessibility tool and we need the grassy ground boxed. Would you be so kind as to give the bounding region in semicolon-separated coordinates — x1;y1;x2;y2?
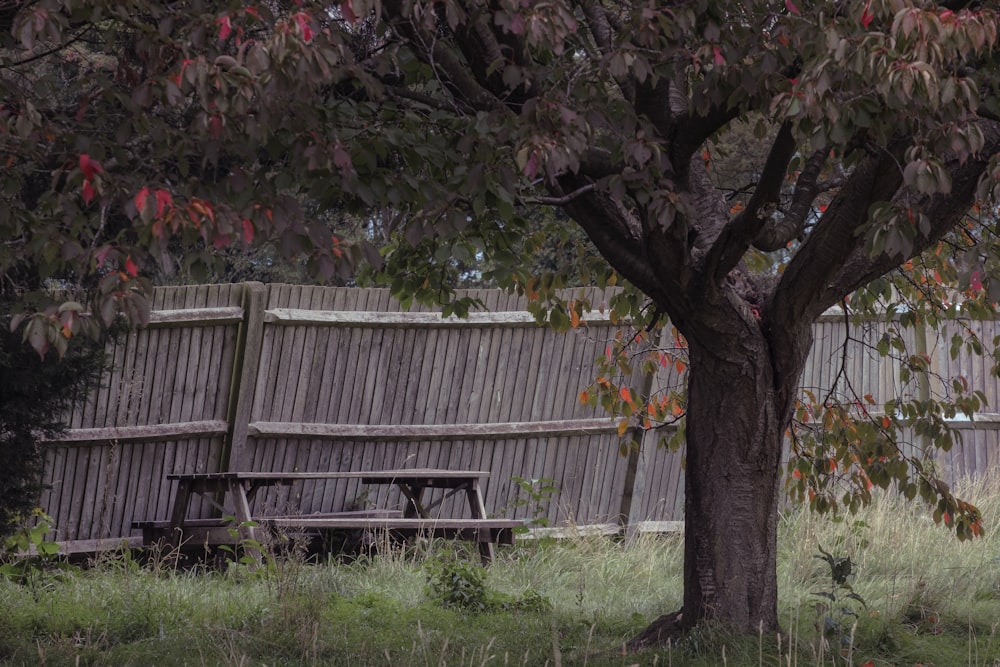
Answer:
0;477;998;666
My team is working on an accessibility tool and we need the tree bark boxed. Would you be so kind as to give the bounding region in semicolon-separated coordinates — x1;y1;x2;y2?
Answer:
629;293;812;648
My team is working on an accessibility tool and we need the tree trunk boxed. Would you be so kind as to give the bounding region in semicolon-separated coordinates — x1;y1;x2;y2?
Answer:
629;302;811;648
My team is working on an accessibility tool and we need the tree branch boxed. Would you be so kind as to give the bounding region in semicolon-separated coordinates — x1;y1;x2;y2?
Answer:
752;147;832;252
830;121;1000;299
381;0;506;114
704;123;797;279
528;182;597;205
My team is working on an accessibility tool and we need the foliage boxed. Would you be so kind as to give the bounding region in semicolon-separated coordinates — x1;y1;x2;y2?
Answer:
424;554;550;614
811;544;867;662
0;481;997;664
0;304;107;540
0;509;76;594
499;476;558;534
4;0;1000;632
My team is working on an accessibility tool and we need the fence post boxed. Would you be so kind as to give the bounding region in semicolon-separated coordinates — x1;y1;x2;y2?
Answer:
222;282;266;471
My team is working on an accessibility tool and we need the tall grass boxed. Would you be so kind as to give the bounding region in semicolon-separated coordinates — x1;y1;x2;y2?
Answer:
0;476;997;666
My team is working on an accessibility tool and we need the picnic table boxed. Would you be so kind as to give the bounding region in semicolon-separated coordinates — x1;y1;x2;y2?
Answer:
133;468;520;563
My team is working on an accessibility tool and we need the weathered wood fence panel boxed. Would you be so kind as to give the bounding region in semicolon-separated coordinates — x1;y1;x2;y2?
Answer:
38;283;1000;549
39;284;245;543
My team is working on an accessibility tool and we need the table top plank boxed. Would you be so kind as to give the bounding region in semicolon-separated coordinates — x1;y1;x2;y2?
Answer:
167;468;489;483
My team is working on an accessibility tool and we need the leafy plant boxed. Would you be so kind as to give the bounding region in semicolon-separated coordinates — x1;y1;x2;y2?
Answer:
499;477;558;535
424;556;550;614
812;544;867;663
218;516;274;573
0;509;76;593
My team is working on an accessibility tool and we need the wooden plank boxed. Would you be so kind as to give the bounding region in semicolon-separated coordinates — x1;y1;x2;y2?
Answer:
43;420;230;444
247;418;616;440
298;289;340;511
263;309;617;327
147;307;245;327
50;536;145;554
226;282;266;470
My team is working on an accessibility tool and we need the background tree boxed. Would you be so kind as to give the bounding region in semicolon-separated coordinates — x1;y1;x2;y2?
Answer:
2;0;1000;645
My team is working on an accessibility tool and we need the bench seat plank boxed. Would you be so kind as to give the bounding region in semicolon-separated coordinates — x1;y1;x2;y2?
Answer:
262;517;521;545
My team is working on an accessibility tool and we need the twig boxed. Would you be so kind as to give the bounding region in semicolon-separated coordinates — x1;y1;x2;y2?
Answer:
527;182;597;206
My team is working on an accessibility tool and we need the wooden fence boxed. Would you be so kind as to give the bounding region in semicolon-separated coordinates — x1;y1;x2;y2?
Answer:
39;283;1000;551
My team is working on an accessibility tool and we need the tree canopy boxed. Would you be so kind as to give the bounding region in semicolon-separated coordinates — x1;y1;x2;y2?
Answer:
3;0;1000;641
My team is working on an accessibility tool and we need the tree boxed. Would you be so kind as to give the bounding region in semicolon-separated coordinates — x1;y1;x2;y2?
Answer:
2;0;999;643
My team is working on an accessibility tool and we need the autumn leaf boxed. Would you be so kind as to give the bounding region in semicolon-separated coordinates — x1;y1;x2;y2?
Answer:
579;390;588;404
124;256;138;277
79;154;103;180
294;12;315;42
970;269;983;292
340;1;357;23
155;189;173;218
81;180;96;205
860;1;874;29
617;418;629;436
134;186;150;214
712;46;725;67
784;0;800;15
216;15;232;41
619;386;634;405
242;219;254;244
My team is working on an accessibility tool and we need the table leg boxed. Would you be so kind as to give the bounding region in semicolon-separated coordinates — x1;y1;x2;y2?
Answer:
465;480;495;564
398;484;427;518
228;480;266;566
229;480;258;543
168;479;193;546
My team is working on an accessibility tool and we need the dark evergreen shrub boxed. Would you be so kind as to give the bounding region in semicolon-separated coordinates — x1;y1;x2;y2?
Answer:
0;304;107;540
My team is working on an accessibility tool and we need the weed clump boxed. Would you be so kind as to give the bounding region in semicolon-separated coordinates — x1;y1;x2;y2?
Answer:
424;556;550;613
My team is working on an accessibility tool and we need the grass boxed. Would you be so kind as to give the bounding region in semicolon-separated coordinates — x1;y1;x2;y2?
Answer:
0;477;997;666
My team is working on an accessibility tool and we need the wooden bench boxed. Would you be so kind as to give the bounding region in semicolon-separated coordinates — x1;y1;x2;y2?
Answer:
263;517;519;546
133;510;404;545
134;469;520;563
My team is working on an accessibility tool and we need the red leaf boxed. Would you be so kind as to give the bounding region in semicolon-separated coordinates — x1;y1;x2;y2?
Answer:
155;189;173;217
242;219;254;244
124;256;138;277
81;180;96;205
784;0;800;15
713;46;725;67
860;1;874;28
134;187;150;213
79;154;103;180
216;15;232;41
294;12;315;42
970;269;983;292
340;1;357;24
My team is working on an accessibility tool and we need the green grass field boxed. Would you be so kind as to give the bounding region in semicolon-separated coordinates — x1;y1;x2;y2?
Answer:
1;477;998;666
